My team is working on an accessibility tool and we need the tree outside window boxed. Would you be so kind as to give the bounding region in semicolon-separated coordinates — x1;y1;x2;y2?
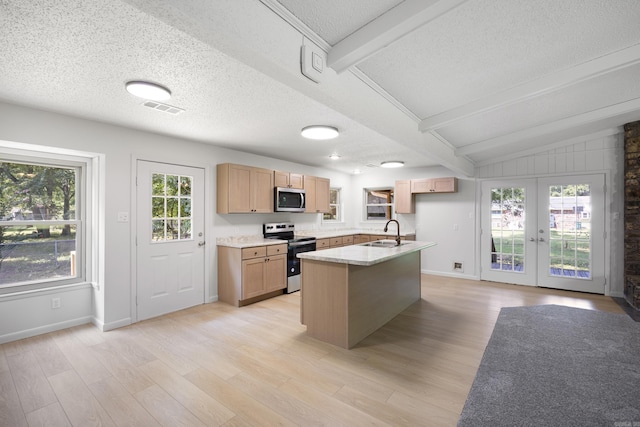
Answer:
0;160;81;288
364;188;394;221
322;188;341;222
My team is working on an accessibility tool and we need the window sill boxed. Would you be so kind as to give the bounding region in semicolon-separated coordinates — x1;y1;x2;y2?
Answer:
0;281;93;302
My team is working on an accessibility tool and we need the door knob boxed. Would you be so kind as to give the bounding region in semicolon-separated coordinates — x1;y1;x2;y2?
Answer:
198;241;206;246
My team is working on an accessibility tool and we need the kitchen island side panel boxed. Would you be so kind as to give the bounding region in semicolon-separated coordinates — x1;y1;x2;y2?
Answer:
300;259;350;348
347;252;421;348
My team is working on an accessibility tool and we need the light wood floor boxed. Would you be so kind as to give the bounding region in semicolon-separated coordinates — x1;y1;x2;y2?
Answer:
0;275;626;427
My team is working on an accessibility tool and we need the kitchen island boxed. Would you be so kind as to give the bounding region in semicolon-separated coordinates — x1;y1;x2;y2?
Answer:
297;240;436;349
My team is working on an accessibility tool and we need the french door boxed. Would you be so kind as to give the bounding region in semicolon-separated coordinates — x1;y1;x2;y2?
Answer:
481;174;605;294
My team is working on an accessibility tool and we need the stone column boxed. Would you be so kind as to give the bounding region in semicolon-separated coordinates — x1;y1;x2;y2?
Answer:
624;120;640;309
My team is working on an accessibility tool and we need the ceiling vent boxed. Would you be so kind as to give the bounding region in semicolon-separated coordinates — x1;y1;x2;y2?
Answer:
142;101;184;115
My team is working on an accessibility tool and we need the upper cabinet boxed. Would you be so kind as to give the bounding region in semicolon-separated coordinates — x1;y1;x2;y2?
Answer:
304;175;330;213
274;171;303;189
411;177;458;194
217;163;273;214
395;180;415;214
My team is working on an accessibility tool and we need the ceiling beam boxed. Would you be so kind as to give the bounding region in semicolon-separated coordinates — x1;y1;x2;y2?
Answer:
419;43;640;132
327;0;468;73
455;97;640;156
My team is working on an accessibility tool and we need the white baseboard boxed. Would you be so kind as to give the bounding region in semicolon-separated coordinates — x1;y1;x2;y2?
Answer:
0;316;93;345
422;269;481;281
93;316;132;332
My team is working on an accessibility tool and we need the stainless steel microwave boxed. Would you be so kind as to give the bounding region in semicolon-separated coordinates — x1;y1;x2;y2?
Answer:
274;187;306;212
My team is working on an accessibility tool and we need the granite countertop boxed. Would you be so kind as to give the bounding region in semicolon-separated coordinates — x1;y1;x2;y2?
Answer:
297;240;436;266
296;228;416;239
216;236;287;249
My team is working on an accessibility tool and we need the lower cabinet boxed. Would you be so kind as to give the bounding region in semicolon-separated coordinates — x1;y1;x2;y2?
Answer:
218;244;287;306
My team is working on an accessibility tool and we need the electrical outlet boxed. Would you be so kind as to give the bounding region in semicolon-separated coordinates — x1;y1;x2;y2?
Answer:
51;297;61;309
453;262;463;272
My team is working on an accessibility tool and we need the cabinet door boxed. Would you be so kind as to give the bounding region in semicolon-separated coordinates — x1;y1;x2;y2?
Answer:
410;178;432;194
251;167;274;213
289;173;304;189
242;257;266;299
304;175;317;212
265;254;286;292
395;180;414;213
274;171;289;188
316;177;330;213
228;164;252;212
432;177;457;193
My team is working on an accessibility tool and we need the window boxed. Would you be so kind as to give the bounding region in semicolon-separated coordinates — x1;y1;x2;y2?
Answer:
0;152;90;292
152;173;193;241
364;188;394;221
322;188;342;222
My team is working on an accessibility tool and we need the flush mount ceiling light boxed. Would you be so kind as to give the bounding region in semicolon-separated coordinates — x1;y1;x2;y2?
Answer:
301;125;339;140
125;80;171;101
329;153;341;160
380;161;405;168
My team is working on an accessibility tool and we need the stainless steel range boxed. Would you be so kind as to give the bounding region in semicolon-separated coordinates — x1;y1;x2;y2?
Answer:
263;222;316;293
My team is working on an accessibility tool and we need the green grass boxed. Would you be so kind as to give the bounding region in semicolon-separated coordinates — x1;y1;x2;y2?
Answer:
492;228;590;271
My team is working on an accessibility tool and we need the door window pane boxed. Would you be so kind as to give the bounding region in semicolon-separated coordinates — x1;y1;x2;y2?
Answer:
490;187;526;273
151;173;192;242
548;184;591;279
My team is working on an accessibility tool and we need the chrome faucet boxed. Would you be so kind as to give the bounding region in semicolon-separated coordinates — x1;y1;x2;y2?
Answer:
384;219;401;246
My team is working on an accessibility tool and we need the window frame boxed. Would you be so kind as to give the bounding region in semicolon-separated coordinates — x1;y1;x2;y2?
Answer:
363;187;395;222
0;146;94;294
322;187;342;223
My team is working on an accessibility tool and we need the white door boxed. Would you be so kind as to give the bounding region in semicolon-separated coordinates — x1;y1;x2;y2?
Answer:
136;160;205;320
481;175;605;294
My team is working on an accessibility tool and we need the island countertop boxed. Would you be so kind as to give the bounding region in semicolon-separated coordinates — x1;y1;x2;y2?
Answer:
297;240;436;266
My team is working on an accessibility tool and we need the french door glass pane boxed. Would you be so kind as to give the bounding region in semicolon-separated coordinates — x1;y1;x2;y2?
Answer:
151;173;193;242
491;187;526;273
548;184;591;279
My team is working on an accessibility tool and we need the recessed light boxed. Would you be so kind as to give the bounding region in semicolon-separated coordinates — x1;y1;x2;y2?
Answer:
301;125;339;140
329;153;341;160
380;161;404;168
125;81;172;101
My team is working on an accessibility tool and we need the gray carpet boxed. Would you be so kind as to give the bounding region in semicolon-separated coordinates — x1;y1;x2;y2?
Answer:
458;305;640;426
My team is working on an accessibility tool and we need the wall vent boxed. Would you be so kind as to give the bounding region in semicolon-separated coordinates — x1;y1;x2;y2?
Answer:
142;101;184;115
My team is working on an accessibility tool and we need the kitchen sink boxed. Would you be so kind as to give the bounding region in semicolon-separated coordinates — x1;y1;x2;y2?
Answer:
361;240;409;248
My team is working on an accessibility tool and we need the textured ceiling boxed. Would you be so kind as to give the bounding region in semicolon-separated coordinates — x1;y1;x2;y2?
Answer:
1;0;640;175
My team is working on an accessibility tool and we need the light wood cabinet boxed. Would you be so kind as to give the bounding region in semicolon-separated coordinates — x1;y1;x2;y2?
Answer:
330;237;343;247
316;238;331;250
274;171;303;189
411;177;458;194
217;163;274;214
395;180;415;214
218;243;287;306
303;175;330;213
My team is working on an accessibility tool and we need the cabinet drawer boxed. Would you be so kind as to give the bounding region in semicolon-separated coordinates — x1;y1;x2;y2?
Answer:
242;246;267;260
330;237;343;247
267;244;287;256
316;238;331;249
343;235;354;245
